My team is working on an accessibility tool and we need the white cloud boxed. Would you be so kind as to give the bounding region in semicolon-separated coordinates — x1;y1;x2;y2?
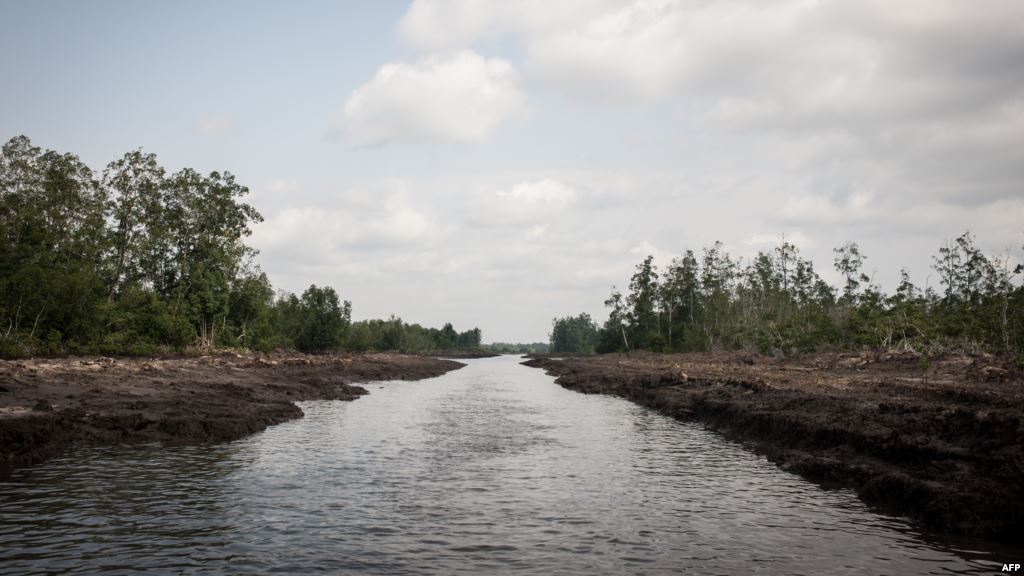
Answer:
399;0;1024;111
367;193;434;244
399;0;816;100
630;240;676;268
333;50;526;145
395;2;1024;210
744;232;817;251
13;0;1023;344
266;179;299;194
252;183;441;273
249;168;1022;342
288;2;1024;339
495;178;576;216
470;178;577;226
524;225;546;240
396;0;505;50
194;116;236;137
780;190;877;225
396;0;609;50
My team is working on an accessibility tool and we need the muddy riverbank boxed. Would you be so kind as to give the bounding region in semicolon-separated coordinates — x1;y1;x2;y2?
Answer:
0;353;464;470
523;351;1023;544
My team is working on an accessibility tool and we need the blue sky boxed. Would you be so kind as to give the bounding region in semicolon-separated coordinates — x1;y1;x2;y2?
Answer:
3;0;1023;342
2;1;402;178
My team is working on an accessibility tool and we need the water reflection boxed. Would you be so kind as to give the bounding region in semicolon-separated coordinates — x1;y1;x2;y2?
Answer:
0;356;1015;574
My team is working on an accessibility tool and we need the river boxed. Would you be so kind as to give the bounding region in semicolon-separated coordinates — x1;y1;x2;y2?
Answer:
0;356;1012;574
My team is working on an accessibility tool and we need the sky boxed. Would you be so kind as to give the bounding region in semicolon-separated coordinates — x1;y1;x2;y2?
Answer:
2;0;1023;343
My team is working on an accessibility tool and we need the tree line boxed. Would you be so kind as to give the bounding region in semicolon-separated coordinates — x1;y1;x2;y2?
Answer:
0;136;481;357
550;236;1023;356
481;341;550;354
346;316;481;353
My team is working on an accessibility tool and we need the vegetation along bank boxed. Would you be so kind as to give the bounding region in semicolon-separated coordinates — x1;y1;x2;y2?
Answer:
0;136;483;358
538;223;1024;544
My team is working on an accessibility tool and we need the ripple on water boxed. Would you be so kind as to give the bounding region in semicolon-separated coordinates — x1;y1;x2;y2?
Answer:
0;356;1017;575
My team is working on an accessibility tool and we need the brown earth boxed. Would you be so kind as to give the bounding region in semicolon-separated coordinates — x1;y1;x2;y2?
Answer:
523;350;1024;544
0;352;464;471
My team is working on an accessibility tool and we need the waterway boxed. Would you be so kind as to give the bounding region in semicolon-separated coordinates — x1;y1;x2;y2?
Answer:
0;356;1010;574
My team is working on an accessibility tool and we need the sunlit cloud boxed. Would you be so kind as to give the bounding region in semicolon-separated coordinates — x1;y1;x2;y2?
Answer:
332;50;526;145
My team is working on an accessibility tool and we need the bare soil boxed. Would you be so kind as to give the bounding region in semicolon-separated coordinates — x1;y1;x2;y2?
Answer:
523;350;1024;544
0;352;463;471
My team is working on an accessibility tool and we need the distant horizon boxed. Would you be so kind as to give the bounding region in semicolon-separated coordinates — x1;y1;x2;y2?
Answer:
3;0;1022;342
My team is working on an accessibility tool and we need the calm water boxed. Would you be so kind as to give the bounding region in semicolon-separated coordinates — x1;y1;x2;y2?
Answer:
0;356;1016;574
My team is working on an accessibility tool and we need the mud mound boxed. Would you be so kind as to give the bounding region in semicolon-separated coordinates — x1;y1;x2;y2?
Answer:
0;353;463;470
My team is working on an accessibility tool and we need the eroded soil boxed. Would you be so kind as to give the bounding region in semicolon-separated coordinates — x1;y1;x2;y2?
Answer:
523;351;1024;543
0;353;464;470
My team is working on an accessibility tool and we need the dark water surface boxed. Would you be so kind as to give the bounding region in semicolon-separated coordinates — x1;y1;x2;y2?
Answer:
1;356;1016;574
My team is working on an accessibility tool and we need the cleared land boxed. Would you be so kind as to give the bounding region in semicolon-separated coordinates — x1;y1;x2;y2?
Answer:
0;353;464;470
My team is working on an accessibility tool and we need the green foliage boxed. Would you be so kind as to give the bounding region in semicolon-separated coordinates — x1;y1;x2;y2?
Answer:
344;316;483;352
7;134;1018;360
104;288;193;350
599;287;630;353
457;327;482;349
2;135;479;358
225;272;276;351
1;135;357;357
438;322;458;349
550;313;599;354
1;137;109;355
627;256;659;349
582;234;1024;357
291;285;351;354
482;342;549;354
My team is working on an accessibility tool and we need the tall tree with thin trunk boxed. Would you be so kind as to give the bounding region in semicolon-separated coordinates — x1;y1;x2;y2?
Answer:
103;150;165;301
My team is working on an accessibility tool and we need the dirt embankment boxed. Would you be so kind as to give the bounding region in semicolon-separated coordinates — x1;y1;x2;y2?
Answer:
0;353;463;470
523;351;1024;544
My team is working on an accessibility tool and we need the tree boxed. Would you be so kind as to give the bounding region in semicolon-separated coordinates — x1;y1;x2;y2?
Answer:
293;285;351;353
627;255;659;348
833;241;867;300
226;271;275;350
379;314;406;350
457;327;482;349
160;169;263;346
402;324;435;351
932;232;992;306
0;137;108;353
600;287;630;352
661;251;701;351
746;251;780;319
700;242;738;349
775;237;798;297
550;313;599;354
884;268;928;350
551;235;1023;358
103;150;165;300
930;231;997;347
438;322;458;349
4;135;463;357
831;242;871;346
981;251;1020;354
